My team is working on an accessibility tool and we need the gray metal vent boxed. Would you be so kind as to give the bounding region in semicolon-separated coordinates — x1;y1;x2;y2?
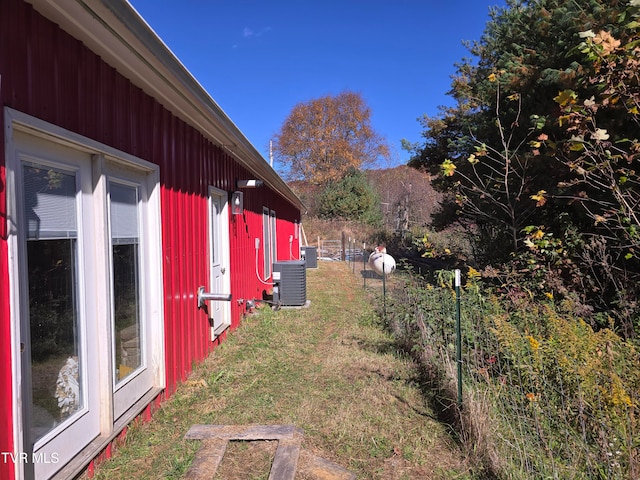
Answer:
301;246;318;269
273;260;307;306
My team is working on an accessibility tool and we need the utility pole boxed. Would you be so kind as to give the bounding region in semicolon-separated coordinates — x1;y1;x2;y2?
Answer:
269;140;273;167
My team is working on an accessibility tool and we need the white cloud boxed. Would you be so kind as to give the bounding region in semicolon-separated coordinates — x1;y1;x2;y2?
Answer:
242;26;272;39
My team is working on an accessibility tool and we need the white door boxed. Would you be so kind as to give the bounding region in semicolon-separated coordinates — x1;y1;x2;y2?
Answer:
208;187;231;338
12;131;101;480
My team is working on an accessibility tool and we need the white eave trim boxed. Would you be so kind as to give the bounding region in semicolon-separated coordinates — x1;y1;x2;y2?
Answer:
25;0;304;211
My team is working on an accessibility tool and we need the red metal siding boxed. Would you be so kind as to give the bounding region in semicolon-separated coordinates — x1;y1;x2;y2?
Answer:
0;118;15;480
0;1;301;476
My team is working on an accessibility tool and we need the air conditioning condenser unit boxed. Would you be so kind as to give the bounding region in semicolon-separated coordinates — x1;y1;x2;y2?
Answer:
272;260;307;306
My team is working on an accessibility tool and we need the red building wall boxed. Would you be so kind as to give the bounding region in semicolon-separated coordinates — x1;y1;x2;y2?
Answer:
0;125;13;476
0;1;301;477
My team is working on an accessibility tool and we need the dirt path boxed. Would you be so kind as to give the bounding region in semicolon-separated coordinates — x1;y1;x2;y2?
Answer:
89;262;470;479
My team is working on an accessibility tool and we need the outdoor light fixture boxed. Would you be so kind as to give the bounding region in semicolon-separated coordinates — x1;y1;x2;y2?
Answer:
236;179;263;188
231;191;243;215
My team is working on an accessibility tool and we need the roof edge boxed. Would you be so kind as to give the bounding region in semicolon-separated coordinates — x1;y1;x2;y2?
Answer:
25;0;304;211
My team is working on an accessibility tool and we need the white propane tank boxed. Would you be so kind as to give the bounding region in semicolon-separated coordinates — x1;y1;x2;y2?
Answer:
368;246;396;276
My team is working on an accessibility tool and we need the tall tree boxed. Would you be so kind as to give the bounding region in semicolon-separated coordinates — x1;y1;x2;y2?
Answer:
407;0;640;334
273;91;390;184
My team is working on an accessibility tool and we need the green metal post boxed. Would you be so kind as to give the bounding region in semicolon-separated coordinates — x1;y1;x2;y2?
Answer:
455;269;462;408
352;239;356;274
382;257;387;320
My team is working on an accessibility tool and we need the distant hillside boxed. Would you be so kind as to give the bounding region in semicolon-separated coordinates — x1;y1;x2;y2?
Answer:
364;165;441;231
289;165;442;241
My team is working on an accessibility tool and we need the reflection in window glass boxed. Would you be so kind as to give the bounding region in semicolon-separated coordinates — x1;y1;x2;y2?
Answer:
23;165;83;441
110;183;142;383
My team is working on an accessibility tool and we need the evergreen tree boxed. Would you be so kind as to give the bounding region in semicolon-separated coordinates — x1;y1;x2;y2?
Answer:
318;170;382;226
408;0;640;335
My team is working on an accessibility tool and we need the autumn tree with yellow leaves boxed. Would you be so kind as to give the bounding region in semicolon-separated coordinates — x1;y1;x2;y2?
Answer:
273;91;390;185
407;0;640;336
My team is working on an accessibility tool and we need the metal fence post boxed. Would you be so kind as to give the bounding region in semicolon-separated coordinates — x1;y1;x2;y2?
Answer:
363;243;366;288
382;257;387;320
455;269;462;409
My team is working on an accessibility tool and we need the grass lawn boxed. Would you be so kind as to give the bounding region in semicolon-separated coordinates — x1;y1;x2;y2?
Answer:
88;261;471;479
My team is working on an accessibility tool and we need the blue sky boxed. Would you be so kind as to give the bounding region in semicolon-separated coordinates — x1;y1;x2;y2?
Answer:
128;0;506;171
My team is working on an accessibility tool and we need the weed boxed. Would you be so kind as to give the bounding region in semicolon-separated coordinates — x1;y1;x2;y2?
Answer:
382;268;640;479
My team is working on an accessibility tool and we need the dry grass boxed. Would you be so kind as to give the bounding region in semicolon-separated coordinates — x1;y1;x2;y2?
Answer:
88;262;472;479
213;441;277;480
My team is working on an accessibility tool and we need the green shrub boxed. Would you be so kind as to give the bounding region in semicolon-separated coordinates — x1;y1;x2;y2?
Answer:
318;169;382;226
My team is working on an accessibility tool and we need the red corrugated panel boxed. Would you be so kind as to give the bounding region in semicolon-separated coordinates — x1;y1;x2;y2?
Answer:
0;148;15;480
0;2;302;468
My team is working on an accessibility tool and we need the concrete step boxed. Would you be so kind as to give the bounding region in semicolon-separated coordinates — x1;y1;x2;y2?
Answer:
184;424;355;480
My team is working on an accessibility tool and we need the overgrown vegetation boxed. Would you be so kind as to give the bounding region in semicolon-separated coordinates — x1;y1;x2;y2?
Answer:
404;0;640;338
381;267;640;479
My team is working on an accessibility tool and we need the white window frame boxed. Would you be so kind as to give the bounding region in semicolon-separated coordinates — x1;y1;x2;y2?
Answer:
270;210;277;264
262;207;272;279
105;171;156;420
9;133;100;480
5;107;165;480
207;186;231;338
262;208;277;279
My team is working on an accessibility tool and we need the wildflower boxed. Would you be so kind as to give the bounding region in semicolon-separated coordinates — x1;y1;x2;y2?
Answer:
578;30;596;39
467;267;481;279
591;128;610;141
545;292;554;300
526;392;536;402
527;335;540;352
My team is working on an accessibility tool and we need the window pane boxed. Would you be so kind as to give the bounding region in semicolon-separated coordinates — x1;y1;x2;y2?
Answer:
210;197;220;265
23;165;77;239
110;183;142;383
23;165;83;442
